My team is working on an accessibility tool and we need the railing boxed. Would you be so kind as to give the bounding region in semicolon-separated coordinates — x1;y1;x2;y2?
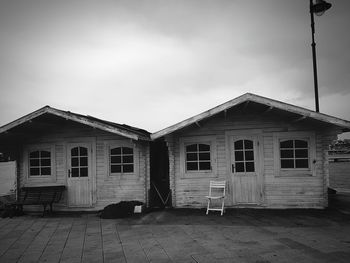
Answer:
328;150;350;162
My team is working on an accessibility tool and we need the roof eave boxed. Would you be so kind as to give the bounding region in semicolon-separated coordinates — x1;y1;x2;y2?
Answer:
151;93;350;139
46;108;143;141
0;106;151;141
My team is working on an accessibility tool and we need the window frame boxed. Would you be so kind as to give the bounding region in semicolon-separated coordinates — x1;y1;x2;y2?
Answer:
29;150;52;177
279;139;309;169
232;138;257;174
179;136;217;178
273;132;316;177
70;146;89;178
106;141;138;177
24;144;56;182
185;143;212;172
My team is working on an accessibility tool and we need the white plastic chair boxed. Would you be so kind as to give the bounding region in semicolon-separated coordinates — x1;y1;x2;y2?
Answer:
206;180;226;216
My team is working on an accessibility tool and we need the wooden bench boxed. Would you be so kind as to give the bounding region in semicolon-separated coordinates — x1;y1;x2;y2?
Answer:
12;185;65;216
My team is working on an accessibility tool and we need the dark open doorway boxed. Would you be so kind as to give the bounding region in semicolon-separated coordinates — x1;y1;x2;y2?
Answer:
150;139;171;208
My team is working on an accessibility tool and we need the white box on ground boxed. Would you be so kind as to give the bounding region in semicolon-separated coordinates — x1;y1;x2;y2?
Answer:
134;205;142;213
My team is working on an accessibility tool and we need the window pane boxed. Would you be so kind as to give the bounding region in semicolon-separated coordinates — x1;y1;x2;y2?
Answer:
111;147;121;155
72;157;79;167
186;144;198;152
30;151;39;158
123;155;133;163
296;159;309;168
186;153;198;161
234;140;243;150
187;162;198;171
245;151;254;161
280;140;293;148
41;167;51;175
295;149;308;158
235;162;244;172
281;159;294;168
295;140;308;148
122;147;133;154
198;144;210;151
30;159;40;167
80;157;88;166
244;140;253;149
30;168;40;176
235;151;244;161
41;158;51;167
71;147;79;157
246;162;255;172
111;165;121;173
80;168;88;177
199;162;211;170
71;168;79;177
80;147;88;156
199;152;210;161
111;156;121;164
281;150;294;158
40;151;50;158
123;164;134;173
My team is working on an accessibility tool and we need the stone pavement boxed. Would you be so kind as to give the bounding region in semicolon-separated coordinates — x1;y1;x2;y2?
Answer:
1;203;350;262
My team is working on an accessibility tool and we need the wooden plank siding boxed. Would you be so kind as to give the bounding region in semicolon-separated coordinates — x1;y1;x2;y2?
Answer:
16;124;150;211
165;113;339;209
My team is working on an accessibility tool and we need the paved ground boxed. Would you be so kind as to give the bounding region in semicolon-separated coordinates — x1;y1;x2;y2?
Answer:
1;196;350;263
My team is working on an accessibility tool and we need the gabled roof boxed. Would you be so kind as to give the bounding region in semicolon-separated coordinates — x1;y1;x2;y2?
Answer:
0;106;151;141
151;93;350;139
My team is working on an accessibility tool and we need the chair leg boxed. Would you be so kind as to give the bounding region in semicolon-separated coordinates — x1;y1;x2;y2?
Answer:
206;199;210;215
221;198;225;216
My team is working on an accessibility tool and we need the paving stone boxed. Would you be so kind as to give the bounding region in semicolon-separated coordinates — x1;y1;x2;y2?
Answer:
0;208;350;263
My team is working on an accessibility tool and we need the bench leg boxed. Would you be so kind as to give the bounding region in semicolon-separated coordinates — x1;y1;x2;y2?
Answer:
42;204;47;217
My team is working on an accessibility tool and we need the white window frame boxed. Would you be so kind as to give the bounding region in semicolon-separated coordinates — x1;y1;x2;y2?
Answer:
105;141;138;177
179;136;217;178
273;131;316;177
24;144;56;183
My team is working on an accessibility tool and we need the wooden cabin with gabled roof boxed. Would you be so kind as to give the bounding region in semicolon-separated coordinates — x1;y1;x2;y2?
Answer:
151;93;350;209
0;106;151;211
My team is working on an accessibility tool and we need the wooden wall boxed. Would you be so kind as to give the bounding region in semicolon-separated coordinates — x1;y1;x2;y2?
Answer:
165;112;338;209
16;123;150;211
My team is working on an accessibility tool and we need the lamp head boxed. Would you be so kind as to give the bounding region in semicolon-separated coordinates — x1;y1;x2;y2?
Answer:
312;0;332;16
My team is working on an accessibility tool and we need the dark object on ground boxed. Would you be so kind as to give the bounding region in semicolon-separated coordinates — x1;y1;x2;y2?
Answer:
100;201;143;219
0;194;16;210
1;205;24;218
328;187;337;195
8;185;65;217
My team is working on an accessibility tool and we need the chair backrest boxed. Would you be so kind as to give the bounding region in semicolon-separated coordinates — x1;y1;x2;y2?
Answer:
208;180;226;197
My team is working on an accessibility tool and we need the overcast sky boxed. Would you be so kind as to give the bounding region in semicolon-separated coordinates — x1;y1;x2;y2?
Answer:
0;0;349;135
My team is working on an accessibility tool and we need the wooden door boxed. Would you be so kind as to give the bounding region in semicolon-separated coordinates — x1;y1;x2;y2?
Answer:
67;143;92;207
230;136;260;204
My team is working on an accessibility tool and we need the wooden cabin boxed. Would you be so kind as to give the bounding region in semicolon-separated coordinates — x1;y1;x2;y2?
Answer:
151;93;350;209
0;106;151;211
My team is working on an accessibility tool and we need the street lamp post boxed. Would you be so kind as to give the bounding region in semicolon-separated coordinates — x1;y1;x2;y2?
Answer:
309;0;332;112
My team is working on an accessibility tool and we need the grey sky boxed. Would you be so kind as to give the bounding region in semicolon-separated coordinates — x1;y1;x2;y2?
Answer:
0;0;349;134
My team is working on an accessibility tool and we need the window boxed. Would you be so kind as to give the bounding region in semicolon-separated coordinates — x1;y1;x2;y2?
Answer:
71;146;88;177
273;132;316;177
29;150;51;176
110;147;134;174
186;143;211;171
280;140;309;169
179;136;217;177
233;139;255;172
